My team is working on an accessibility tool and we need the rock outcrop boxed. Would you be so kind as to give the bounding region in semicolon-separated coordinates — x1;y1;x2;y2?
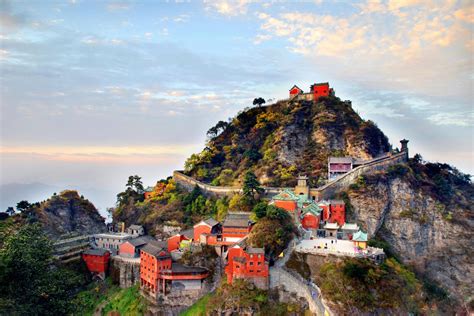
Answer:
34;190;106;239
348;168;473;307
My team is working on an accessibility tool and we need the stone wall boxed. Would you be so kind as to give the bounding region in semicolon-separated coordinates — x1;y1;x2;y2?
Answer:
111;256;141;288
270;266;333;316
173;151;408;201
313;151;408;200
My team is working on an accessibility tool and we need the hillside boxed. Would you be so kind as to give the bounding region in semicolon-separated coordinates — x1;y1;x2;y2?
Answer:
343;158;473;308
8;190;107;240
184;96;391;187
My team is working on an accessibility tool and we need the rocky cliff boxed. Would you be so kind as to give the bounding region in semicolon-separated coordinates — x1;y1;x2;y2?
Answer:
184;96;391;187
33;190;106;239
346;159;473;309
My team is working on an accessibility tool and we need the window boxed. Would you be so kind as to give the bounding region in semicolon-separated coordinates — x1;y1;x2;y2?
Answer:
249;262;254;266
249;270;254;273
257;262;262;266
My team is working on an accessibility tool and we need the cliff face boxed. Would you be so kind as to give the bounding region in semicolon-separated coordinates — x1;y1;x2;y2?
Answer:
34;190;106;239
347;162;473;306
185;96;391;187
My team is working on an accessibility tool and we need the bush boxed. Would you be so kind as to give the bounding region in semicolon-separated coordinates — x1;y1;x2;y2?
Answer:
387;164;410;179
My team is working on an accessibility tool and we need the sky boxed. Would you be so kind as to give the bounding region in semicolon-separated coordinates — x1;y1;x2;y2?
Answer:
0;0;473;212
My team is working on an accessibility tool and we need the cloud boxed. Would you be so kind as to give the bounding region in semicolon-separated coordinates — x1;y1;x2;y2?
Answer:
427;112;474;127
106;1;131;11
173;14;190;23
204;0;251;16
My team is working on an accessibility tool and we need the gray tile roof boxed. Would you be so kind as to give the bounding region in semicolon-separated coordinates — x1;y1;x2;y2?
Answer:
180;228;194;239
129;224;143;230
171;263;208;274
223;212;252;228
203;218;219;227
141;240;168;257
83;248;109;256
328;157;353;164
246;247;265;254
128;235;154;247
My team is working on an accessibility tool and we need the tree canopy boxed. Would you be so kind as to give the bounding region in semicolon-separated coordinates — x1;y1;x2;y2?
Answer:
253;97;266;107
242;171;264;198
0;224;83;315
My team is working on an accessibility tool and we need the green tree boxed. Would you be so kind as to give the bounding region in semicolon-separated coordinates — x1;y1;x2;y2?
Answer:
0;224;83;315
16;200;31;213
242;171;264;199
253;97;266;107
252;202;267;219
5;207;15;216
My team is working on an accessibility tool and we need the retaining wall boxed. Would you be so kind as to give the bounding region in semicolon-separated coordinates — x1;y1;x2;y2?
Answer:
173;151;408;201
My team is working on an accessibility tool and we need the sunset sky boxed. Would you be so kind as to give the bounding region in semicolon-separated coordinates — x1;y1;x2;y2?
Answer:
0;0;472;211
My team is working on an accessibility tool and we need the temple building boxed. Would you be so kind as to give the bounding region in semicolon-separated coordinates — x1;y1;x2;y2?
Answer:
289;82;334;101
82;248;110;280
193;218;220;245
140;240;209;299
225;241;269;290
221;212;254;245
352;231;368;249
127;224;145;237
119;235;154;258
140;240;172;298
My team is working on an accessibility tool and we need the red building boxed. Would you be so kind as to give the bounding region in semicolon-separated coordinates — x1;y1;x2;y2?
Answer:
225;244;269;289
310;82;332;101
271;190;299;212
82;248;110;279
329;200;345;226
140;240;209;297
119;236;153;258
318;201;330;221
193;218;220;244
167;232;191;252
140;240;172;297
300;204;322;230
289;85;303;99
221;212;253;245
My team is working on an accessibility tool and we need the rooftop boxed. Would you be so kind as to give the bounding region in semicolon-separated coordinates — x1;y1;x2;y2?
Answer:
83;248;109;256
353;231;368;242
329;157;353;164
129;224;143;230
128;235;154;247
246;247;265;254
272;189;299;201
180;228;194;239
194;217;219;228
301;203;322;216
171;263;208;274
141;240;168;257
223;212;252;228
94;233;132;239
341;223;359;231
324;223;340;230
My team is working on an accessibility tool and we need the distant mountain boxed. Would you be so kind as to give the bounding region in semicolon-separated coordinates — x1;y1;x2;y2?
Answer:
0;182;115;219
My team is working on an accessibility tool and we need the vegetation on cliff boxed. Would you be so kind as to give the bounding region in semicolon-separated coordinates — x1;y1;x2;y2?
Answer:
343;156;472;311
0;224;88;315
248;204;297;259
113;177;230;234
202;279;307;315
1;190;106;239
286;252;429;314
184;96;390;187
